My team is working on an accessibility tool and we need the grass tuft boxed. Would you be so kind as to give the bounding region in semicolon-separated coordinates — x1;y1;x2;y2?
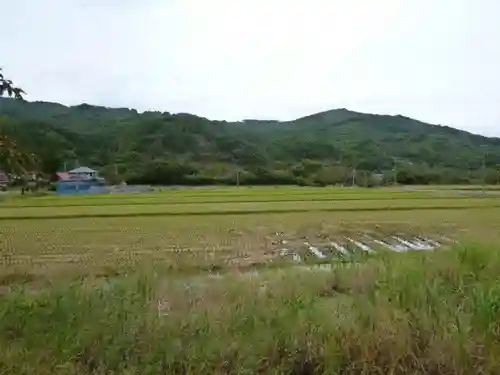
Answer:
2;243;500;374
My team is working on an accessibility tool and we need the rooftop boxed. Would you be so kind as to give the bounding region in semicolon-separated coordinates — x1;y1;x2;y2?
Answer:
68;166;97;174
56;172;71;181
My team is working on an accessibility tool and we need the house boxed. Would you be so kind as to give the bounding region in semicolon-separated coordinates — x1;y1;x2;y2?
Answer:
55;166;106;195
0;170;9;190
68;166;99;181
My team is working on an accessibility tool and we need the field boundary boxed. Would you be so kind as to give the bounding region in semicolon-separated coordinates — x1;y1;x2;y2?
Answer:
0;193;447;208
2;203;500;220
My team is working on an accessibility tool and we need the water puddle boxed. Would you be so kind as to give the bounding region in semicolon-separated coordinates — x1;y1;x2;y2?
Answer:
305;242;327;259
330;241;349;255
276;231;454;263
347;237;376;254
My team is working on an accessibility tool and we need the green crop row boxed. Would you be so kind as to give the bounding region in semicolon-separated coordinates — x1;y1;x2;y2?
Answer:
0;198;499;220
0;192;447;208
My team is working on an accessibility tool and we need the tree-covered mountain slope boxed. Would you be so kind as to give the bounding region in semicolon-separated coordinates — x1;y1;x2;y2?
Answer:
1;97;499;185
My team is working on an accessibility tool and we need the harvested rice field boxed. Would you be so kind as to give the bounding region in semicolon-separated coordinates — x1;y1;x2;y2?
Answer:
2;186;500;374
1;186;498;280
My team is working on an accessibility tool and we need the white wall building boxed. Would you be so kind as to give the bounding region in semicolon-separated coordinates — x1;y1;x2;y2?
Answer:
68;166;98;180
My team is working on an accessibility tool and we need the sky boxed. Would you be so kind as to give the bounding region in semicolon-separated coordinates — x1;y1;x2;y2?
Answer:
2;0;500;136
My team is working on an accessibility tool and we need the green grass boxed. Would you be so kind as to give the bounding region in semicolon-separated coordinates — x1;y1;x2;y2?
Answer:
0;192;445;208
413;184;500;191
1;197;500;220
2;243;500;374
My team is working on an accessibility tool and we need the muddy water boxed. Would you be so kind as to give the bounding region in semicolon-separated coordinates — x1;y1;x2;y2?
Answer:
276;232;453;263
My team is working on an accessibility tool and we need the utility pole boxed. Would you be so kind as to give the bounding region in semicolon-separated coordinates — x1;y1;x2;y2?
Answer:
351;153;357;187
236;170;240;188
482;150;486;196
393;157;398;185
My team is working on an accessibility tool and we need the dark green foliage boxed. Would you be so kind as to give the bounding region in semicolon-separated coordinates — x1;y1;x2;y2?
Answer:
1;97;500;185
0;68;25;99
0;70;35;178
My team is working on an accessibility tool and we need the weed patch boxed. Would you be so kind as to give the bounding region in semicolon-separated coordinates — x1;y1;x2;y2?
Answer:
2;244;500;374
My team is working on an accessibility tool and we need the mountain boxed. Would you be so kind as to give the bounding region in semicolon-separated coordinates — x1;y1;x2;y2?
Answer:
1;97;500;186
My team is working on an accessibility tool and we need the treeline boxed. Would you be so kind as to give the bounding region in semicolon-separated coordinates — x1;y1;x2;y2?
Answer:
107;159;500;187
1;98;500;186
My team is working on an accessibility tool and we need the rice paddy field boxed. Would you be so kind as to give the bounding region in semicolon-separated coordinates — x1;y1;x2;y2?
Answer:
1;186;500;374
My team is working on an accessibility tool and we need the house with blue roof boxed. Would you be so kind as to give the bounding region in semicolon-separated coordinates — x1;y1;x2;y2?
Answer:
56;166;106;195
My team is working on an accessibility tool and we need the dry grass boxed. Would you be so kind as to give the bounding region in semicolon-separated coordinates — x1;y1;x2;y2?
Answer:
2;243;500;374
1;188;500;373
1;206;499;284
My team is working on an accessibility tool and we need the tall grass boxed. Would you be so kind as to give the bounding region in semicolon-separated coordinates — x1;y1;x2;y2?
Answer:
2;243;500;374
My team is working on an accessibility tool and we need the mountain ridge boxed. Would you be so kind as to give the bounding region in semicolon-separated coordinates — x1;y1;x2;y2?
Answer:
1;97;498;141
2;97;496;139
1;97;500;186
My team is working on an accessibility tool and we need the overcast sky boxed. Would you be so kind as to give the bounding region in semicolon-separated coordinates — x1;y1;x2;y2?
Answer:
2;0;500;136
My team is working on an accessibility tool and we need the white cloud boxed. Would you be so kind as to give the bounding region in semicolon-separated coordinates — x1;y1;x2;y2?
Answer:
2;0;500;135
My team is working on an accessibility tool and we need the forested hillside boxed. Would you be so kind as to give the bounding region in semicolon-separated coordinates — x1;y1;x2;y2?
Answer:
1;97;500;185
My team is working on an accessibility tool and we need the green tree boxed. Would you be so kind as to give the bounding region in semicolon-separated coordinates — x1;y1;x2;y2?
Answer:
0;134;37;175
0;69;39;192
0;88;498;186
0;68;25;99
